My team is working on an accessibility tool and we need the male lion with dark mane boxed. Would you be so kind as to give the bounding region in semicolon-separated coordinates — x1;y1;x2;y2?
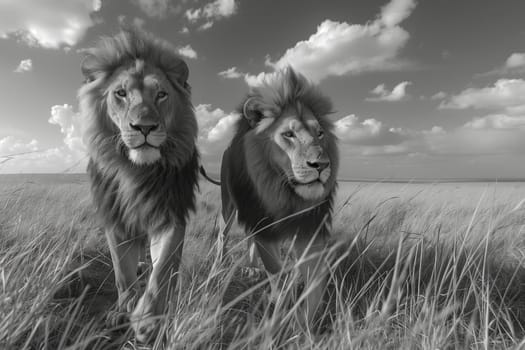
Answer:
219;67;339;328
78;29;199;342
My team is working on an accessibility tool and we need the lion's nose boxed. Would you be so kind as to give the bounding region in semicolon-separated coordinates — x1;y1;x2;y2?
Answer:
307;160;330;172
130;123;159;136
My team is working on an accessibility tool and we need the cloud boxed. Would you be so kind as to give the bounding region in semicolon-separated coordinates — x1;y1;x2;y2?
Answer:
216;67;281;87
177;45;198;59
334;114;409;148
378;0;418;27
207;113;239;142
430;91;447;100
194;104;240;170
180;27;189;34
0;136;39;156
185;9;201;22
195;104;239;144
505;53;525;69
198;21;214;31
14;59;33;73
331;111;525;159
48;104;85;154
481;52;525;76
440;79;525;113
0;104;87;173
218;67;243;79
437;78;525;156
185;0;237;30
463;114;525;130
257;0;416;82
133;0;182;19
366;81;412;102
0;0;99;49
244;71;273;87
93;0;102;11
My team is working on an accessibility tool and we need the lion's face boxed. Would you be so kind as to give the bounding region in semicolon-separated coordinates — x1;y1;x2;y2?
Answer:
268;106;332;201
270;107;332;200
105;60;176;165
244;97;334;201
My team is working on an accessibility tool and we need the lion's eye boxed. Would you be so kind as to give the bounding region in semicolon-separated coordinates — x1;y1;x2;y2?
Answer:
157;91;168;100
318;130;324;139
115;89;127;98
282;131;295;138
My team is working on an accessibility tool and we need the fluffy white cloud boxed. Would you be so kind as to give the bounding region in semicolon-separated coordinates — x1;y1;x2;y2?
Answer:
366;81;412;102
441;79;525;112
198;21;214;31
177;45;198;59
261;0;416;82
185;0;237;30
194;104;239;171
48;104;85;154
207;113;239;142
332;111;525;158
244;71;274;87
14;59;32;73
0;0;99;49
185;9;201;22
378;0;417;28
430;91;447;100
464;114;525;130
218;67;243;79
0;136;39;156
505;53;525;69
195;104;239;144
334;115;408;147
480;52;525;77
437;78;525;156
0;104;87;173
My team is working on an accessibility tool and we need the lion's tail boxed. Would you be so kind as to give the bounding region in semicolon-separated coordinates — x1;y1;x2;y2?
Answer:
199;166;221;186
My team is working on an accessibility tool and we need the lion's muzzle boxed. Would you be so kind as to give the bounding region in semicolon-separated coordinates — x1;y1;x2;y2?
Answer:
306;159;330;173
130;122;159;136
120;103;167;165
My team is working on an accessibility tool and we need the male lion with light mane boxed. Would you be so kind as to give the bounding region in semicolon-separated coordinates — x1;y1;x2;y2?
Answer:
219;67;339;328
78;29;199;342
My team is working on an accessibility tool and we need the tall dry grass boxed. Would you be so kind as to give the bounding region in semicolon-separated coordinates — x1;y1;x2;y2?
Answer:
0;176;524;349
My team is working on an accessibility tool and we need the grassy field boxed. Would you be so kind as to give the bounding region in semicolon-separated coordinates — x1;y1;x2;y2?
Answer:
0;175;524;349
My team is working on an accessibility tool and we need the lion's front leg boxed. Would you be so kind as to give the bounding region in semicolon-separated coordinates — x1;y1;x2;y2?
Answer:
293;233;329;331
105;230;141;327
131;224;185;343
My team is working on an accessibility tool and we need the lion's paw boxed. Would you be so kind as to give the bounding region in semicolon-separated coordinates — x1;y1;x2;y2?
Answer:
130;296;159;344
119;288;141;314
105;308;129;329
132;316;159;344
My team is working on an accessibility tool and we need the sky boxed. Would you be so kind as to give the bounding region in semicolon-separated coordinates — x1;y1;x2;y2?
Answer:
1;0;525;179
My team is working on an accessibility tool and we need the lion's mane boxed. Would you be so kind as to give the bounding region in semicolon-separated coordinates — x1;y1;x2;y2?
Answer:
222;68;339;240
78;29;199;239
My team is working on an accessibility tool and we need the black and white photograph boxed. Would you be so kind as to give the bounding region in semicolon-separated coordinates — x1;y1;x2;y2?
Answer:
1;0;525;348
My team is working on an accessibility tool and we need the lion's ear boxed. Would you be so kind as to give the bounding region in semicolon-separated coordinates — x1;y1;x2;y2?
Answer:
80;52;99;83
165;57;190;92
242;97;263;128
243;97;278;129
243;97;270;128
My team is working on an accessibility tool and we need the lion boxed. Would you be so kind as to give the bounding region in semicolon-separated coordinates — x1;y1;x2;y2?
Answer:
78;29;199;342
219;67;339;328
